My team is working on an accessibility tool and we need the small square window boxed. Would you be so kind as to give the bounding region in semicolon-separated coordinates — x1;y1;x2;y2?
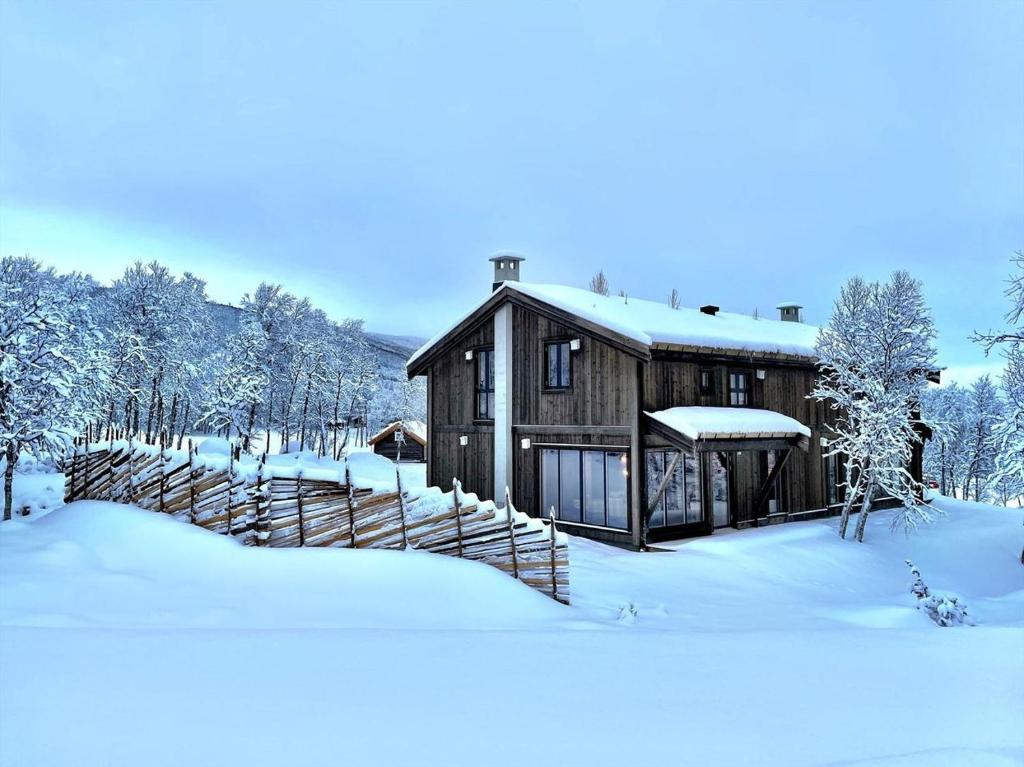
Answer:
545;341;571;390
729;371;751;407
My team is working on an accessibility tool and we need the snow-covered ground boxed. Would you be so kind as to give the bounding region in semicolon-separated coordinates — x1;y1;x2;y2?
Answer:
0;491;1021;766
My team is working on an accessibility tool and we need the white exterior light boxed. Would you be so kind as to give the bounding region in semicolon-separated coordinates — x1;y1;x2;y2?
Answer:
459;435;469;447
756;369;766;380
520;438;531;450
820;437;828;448
569;338;582;352
465;349;474;361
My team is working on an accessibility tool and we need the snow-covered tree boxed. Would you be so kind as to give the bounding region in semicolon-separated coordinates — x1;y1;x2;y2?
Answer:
921;384;970;497
0;258;109;519
974;252;1024;506
812;271;938;541
961;376;1002;502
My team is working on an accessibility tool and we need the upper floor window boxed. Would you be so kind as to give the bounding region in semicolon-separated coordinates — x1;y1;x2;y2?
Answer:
476;348;495;420
699;367;715;396
728;370;750;406
545;341;571;390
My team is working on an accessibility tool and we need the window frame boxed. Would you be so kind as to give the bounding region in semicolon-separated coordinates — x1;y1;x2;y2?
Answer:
728;369;751;407
698;367;715;397
537;444;631;532
645;448;704;529
474;347;495;421
542;338;573;392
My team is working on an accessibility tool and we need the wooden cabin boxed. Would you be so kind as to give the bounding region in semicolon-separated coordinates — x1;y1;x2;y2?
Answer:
368;420;427;462
406;256;929;549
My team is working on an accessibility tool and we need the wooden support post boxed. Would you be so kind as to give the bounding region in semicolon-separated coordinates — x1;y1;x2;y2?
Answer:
225;451;234;535
83;436;91;498
752;448;793;527
452;478;464;558
395;467;409;549
296;472;305;547
188;440;197;524
158;438;166;514
254;453;267;546
69;446;78;502
642;450;683;550
549;510;558;602
344;464;356;548
126;436;135;504
505;488;519;580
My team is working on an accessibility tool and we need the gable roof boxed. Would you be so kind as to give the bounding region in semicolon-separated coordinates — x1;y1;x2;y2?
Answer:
368;420;427;447
407;282;820;376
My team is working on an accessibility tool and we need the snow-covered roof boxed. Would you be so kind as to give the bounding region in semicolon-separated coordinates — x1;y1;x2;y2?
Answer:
408;282;819;371
645;406;811;441
368;420;427;446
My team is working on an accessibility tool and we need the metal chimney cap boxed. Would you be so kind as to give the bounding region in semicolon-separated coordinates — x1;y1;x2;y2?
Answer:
699;304;720;316
489;252;526;263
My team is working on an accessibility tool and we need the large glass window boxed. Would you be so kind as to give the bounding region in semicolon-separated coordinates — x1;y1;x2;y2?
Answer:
545;341;571;390
765;450;787;515
540;447;629;530
711;452;730;527
728;371;750;406
475;348;495;420
646;449;703;528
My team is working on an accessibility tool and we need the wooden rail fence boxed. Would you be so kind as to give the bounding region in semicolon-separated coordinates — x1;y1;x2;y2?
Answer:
63;441;570;604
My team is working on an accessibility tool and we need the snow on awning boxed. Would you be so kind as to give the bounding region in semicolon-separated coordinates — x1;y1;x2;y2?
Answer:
645;407;811;443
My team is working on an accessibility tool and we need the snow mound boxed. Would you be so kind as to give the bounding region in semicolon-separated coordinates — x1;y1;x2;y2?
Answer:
0;501;567;631
196;437;232;455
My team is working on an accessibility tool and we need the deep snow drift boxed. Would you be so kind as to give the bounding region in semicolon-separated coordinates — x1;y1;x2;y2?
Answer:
0;491;1021;767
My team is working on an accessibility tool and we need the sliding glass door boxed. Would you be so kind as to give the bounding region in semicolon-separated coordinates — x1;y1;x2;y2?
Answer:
540;447;629;530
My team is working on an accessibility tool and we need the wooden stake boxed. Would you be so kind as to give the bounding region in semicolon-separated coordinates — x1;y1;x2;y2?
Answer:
296;472;305;547
549;509;558;601
225;450;234;535
395;467;409;549
255;453;267;546
344;464;356;547
69;445;78;502
188;440;197;524
83;436;90;498
452;478;464;558
505;488;519;580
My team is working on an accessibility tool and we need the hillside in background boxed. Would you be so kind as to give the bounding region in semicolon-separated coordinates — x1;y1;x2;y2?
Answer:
208;301;424;386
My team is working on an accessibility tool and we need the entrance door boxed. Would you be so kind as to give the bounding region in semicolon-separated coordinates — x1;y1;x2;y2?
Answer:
710;452;730;528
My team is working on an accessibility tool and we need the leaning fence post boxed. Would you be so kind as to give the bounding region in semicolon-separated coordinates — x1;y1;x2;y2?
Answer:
296;471;305;547
505;488;519;580
549;509;558;602
225;450;234;536
452;478;464;558
68;444;79;502
187;439;197;524
126;435;135;504
83;436;91;498
344;464;357;548
395;467;409;549
158;436;167;513
254;453;267;546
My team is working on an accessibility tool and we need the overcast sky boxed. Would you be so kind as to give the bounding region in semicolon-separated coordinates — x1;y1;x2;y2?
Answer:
1;0;1021;383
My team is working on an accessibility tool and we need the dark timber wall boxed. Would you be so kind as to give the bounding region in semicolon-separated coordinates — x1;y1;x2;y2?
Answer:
642;355;831;522
427;319;495;499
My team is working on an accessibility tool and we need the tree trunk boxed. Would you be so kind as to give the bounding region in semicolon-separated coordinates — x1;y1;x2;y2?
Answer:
837;460;861;539
177;402;190;450
299;378;311;452
3;442;17;521
854;479;874;542
243;400;257;453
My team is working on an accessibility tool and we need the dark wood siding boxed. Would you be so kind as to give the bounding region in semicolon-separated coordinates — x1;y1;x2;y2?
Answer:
426;319;494;497
509;306;641;547
373;439;425;462
642;356;831;519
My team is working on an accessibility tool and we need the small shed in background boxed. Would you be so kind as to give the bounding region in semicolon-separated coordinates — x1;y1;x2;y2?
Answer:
368;420;427;462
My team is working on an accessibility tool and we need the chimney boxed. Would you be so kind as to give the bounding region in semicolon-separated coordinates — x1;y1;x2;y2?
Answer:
776;302;803;322
489;253;525;292
700;304;720;316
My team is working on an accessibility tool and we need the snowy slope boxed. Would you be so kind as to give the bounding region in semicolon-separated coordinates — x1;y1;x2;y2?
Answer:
0;494;1021;767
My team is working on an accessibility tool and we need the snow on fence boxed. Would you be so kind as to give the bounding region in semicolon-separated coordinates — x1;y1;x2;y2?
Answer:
62;441;570;604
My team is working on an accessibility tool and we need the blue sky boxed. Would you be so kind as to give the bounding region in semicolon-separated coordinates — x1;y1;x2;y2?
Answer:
1;0;1021;382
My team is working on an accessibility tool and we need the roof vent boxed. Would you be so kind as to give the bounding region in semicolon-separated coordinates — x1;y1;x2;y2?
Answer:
776;302;803;323
700;304;720;316
489;253;525;292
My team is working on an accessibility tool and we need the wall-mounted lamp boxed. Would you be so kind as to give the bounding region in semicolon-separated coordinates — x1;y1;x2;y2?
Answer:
819;437;828;448
465;350;474;361
756;369;766;380
459;435;469;447
569;338;582;352
520;438;531;450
